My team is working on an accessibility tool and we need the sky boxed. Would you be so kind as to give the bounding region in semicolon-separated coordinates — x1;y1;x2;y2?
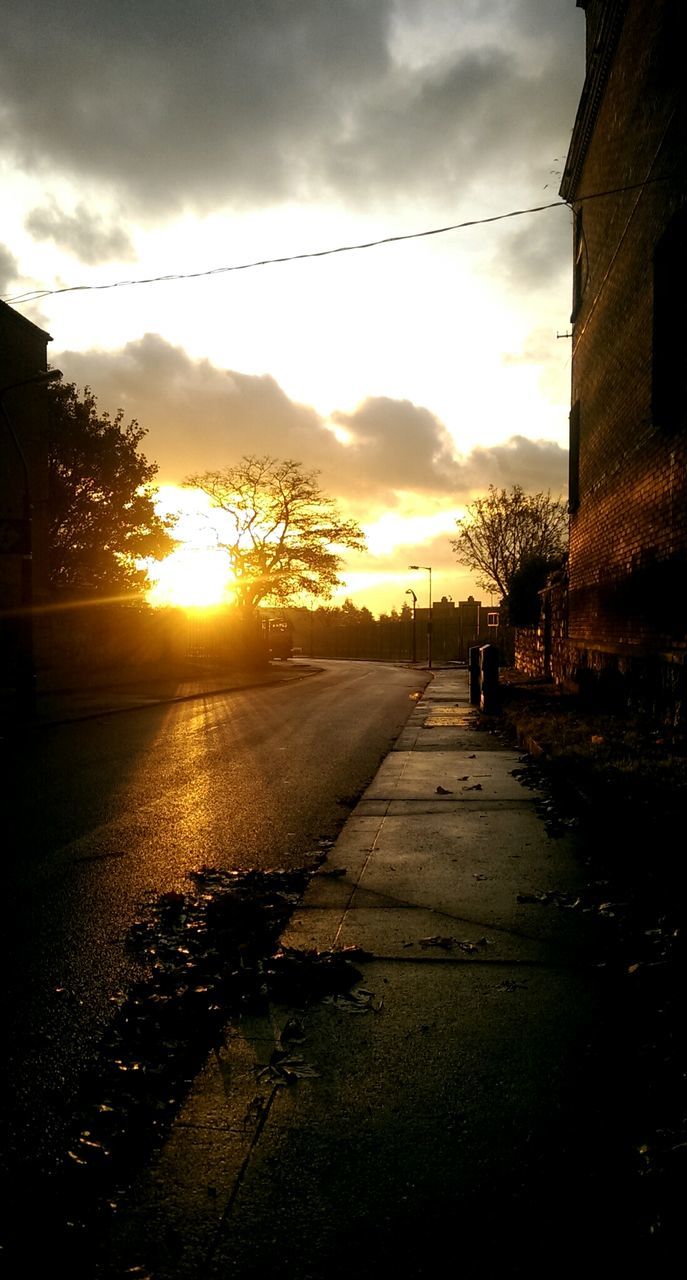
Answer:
1;0;585;614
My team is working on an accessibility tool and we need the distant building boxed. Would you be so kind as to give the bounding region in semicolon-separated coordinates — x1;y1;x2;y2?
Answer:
560;0;687;716
418;595;492;663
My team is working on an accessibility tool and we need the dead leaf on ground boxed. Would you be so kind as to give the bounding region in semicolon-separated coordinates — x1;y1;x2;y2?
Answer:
324;987;383;1014
279;1017;306;1044
257;1050;320;1082
417;935;480;953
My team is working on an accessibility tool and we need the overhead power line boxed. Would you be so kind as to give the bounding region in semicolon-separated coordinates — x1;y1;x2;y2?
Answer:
3;176;670;307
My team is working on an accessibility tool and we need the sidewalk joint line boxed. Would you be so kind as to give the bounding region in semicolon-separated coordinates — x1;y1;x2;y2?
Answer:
298;890;560;946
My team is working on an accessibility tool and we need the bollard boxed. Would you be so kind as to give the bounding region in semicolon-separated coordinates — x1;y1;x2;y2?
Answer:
479;644;499;715
469;646;481;705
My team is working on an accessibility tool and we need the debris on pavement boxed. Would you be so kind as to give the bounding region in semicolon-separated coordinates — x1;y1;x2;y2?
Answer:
257;1049;320;1084
262;945;368;1006
323;986;384;1014
416;935;485;954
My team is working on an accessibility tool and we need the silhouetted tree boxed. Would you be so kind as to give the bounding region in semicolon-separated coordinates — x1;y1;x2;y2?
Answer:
451;484;567;600
185;456;365;611
47;380;174;594
339;598;375;624
507;553;564;626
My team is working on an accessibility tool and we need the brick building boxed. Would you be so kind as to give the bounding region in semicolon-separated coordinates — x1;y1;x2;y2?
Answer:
560;0;687;716
1;303;53;709
0;301;53;603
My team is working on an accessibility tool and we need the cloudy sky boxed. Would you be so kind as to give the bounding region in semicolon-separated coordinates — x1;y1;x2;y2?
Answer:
2;0;585;612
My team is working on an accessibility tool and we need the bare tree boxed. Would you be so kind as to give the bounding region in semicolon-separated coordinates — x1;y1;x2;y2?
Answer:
185;456;365;611
451;484;567;600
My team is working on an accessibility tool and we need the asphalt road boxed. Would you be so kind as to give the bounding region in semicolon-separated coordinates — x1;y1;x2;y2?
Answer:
2;659;426;1191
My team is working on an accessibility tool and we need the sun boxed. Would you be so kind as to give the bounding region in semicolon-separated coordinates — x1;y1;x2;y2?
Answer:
145;485;235;609
146;544;234;608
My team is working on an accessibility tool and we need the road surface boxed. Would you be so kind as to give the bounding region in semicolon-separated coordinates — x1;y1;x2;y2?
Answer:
2;660;426;1189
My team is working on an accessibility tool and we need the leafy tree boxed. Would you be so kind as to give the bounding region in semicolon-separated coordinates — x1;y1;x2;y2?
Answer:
47;380;174;595
184;456;365;611
451;484;567;601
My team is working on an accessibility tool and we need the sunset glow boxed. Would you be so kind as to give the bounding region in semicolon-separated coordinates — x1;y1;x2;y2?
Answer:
146;545;234;609
2;2;582;615
145;485;235;609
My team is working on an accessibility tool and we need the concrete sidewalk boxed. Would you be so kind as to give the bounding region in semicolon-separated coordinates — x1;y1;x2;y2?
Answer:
109;669;632;1278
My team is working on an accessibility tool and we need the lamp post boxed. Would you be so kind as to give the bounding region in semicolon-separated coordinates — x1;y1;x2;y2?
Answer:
405;588;417;663
408;564;432;668
0;368;62;716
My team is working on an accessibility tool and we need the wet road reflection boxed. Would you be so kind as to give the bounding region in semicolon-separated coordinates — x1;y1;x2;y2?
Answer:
2;660;426;1192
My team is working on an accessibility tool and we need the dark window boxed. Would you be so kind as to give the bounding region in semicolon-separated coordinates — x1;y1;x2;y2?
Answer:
653;206;687;430
571;208;587;321
568;399;580;513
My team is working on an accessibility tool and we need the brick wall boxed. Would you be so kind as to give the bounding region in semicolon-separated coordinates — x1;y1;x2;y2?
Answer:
515;575;569;682
562;0;687;715
514;626;544;679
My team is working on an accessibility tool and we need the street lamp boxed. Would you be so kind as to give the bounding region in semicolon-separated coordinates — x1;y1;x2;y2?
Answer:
0;368;62;715
408;564;432;668
405;588;417;663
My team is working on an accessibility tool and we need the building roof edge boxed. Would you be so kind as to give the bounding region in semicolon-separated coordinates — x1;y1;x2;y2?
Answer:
560;0;628;203
0;298;53;343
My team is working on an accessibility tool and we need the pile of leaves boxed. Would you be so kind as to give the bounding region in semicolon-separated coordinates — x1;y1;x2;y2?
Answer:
24;864;366;1269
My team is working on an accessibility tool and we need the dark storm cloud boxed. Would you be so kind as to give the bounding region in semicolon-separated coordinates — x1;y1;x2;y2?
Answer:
25;200;135;264
54;334;327;481
54;335;567;505
494;207;572;292
331;398;461;494
1;1;392;213
324;45;579;208
464;434;567;497
53;335;457;496
2;2;582;216
0;245;19;293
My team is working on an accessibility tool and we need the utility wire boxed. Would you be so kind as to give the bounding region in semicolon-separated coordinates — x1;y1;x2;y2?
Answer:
3;176;670;307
